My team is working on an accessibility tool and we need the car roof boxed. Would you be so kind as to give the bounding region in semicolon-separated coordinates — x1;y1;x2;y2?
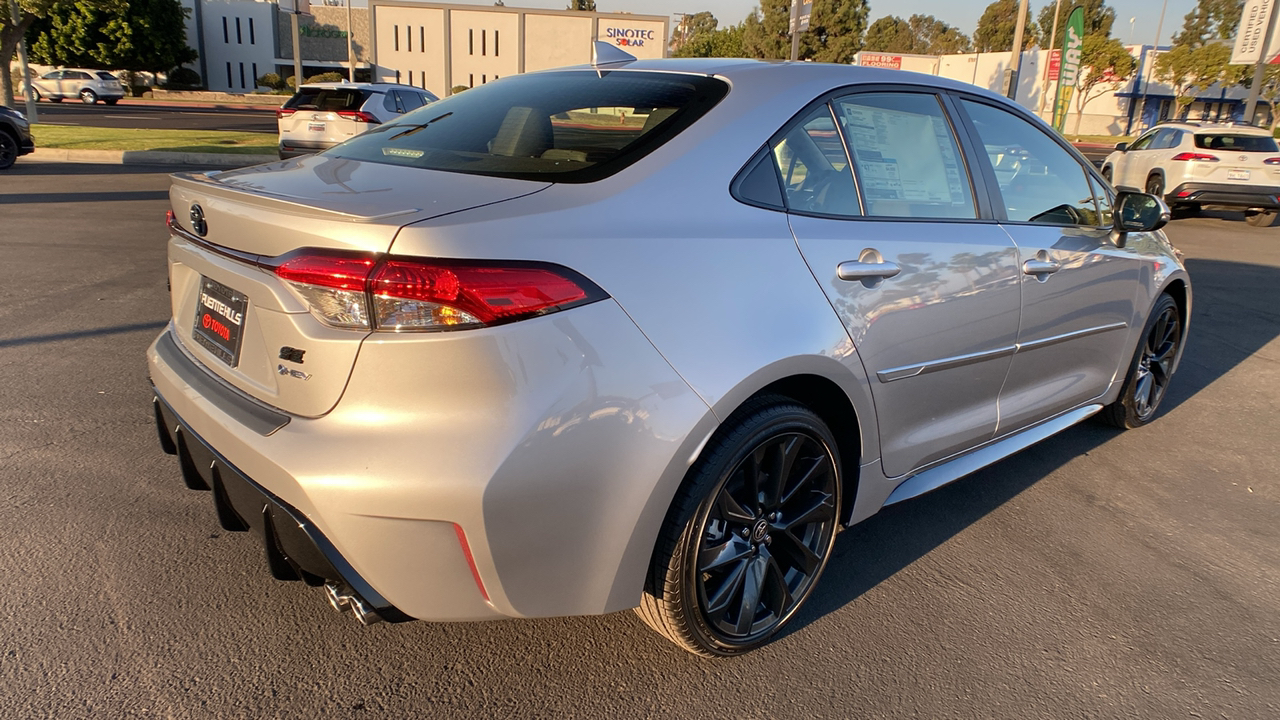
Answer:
1152;121;1272;136
298;82;428;91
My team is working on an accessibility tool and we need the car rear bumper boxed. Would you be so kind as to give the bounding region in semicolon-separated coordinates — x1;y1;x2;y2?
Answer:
146;297;713;622
278;140;335;159
1167;181;1280;209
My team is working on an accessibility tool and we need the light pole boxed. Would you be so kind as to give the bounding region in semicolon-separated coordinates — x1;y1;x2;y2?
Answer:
1006;0;1030;100
1136;0;1169;131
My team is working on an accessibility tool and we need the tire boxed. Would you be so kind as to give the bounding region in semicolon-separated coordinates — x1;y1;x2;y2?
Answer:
1245;209;1279;227
636;398;842;657
104;98;119;106
49;96;62;103
32;89;42;101
80;89;98;104
0;130;17;171
1099;294;1182;429
1145;174;1164;198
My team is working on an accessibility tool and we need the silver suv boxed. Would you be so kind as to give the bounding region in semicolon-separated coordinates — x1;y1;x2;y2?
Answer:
1102;121;1280;226
277;82;438;159
29;68;126;105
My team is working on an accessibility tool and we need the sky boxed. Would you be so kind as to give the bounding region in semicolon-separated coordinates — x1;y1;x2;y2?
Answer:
411;0;1202;49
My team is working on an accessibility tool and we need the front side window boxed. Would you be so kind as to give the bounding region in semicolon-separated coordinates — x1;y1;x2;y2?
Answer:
1129;131;1157;152
327;71;729;182
834;92;975;219
961;98;1101;227
770;105;859;216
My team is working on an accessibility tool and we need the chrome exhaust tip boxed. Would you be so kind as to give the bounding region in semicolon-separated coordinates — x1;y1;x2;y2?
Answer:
324;582;384;625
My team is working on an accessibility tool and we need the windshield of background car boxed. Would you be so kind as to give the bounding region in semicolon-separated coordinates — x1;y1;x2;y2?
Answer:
325;71;730;183
1193;133;1279;152
285;88;371;112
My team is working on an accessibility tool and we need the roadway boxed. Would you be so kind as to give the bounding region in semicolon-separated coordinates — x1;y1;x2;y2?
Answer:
27;99;277;133
0;161;1276;718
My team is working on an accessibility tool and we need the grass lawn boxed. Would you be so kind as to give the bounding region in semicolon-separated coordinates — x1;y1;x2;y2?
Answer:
31;125;276;154
1064;134;1132;145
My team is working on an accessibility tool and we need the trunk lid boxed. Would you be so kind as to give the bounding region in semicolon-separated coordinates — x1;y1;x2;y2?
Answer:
166;156;550;417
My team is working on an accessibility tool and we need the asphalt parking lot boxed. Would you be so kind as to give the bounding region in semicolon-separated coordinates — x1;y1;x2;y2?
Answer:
1;161;1277;719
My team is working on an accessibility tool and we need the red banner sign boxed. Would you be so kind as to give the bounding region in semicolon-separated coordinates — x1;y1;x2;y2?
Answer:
860;53;903;69
1047;49;1062;81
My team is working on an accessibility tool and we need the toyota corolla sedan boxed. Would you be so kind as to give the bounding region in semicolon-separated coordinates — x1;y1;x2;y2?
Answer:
148;50;1189;657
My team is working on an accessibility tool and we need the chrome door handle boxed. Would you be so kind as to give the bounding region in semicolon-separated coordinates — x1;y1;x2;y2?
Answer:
837;261;901;281
1022;259;1061;276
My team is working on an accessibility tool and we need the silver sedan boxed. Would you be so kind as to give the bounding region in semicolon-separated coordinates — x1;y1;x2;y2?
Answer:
148;52;1188;657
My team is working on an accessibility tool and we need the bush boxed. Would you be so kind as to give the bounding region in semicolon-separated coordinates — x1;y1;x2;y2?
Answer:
164;67;202;90
258;72;286;90
305;72;345;83
451;85;469;95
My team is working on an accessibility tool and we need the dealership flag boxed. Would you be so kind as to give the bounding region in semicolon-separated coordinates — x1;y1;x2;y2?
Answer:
1052;6;1085;132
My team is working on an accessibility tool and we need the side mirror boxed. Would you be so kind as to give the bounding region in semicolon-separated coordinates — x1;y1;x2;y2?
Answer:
1113;192;1170;245
1114;142;1128;152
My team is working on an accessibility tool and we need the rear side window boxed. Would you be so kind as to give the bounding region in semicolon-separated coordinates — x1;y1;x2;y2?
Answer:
1194;134;1279;152
834;92;975;219
770;105;860;217
327;71;728;183
286;88;371;112
95;72;116;81
399;90;426;112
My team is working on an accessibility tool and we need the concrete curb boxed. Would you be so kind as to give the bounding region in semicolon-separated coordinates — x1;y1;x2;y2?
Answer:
29;148;277;167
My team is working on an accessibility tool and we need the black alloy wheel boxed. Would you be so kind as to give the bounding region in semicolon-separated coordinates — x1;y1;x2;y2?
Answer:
638;400;841;656
0;131;17;170
1100;294;1182;428
1146;174;1164;198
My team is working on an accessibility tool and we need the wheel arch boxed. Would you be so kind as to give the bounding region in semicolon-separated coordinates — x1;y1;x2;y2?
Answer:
1146;167;1167;194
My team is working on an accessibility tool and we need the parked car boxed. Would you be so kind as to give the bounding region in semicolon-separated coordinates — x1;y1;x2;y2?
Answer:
150;51;1188;657
29;68;126;105
0;104;35;170
1102;121;1280;226
277;82;438;159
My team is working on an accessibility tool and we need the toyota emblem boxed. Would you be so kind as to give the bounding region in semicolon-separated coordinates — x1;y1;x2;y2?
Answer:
189;204;208;237
1239;155;1248;162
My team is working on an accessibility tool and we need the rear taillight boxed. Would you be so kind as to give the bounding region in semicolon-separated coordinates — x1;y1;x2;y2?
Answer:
1170;152;1219;162
276;108;296;118
1264;157;1280;165
267;250;604;331
336;110;379;123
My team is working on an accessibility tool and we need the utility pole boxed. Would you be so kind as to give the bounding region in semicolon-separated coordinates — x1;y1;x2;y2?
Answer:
7;0;37;120
1136;0;1169;130
789;0;800;62
1245;0;1280;124
346;0;356;81
1006;0;1030;100
1039;0;1062;115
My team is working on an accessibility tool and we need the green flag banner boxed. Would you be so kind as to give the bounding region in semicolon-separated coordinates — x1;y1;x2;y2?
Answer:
1052;6;1085;133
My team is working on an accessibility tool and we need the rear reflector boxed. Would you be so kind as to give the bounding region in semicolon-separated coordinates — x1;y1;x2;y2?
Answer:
265;250;605;332
1170;152;1219;162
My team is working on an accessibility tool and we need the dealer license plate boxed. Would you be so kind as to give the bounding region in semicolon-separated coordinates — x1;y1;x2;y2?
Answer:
308;122;326;133
192;276;248;368
1228;169;1251;181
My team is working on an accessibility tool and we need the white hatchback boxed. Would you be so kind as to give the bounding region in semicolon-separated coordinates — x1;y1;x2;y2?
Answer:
1102;122;1280;226
277;82;438;159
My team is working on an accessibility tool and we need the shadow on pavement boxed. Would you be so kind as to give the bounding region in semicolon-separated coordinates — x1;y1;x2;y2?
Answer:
0;321;167;349
5;162;197;176
788;256;1280;636
0;190;170;204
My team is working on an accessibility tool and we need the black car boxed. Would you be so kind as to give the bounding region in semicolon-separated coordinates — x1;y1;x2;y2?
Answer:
0;104;36;170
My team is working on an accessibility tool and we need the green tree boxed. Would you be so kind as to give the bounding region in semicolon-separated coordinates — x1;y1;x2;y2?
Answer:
671;11;718;54
674;20;746;58
2;0;66;106
1071;34;1136;133
973;0;1037;53
1173;0;1244;49
28;0;196;77
741;0;868;63
864;14;971;54
1155;42;1231;118
567;0;596;11
1036;0;1116;49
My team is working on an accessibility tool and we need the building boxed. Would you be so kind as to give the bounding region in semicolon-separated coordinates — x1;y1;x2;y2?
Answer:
855;45;1274;136
178;0;666;95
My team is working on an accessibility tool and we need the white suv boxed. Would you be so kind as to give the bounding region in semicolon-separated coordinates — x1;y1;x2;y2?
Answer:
1101;122;1280;226
29;69;126;105
277;82;438;159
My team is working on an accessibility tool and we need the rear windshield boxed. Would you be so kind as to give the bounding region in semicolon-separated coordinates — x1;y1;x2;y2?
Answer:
285;88;372;112
325;71;729;183
1193;133;1278;152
